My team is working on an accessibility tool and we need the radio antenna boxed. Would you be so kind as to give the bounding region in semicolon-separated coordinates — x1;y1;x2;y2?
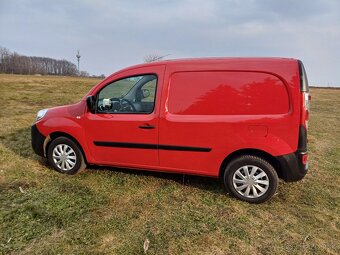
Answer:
76;50;81;72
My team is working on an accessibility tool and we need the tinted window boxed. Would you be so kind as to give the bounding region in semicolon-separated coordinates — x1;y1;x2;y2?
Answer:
168;71;289;115
97;74;157;114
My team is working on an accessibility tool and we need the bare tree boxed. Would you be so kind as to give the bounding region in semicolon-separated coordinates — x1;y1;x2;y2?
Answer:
79;70;89;77
144;53;170;63
0;46;10;73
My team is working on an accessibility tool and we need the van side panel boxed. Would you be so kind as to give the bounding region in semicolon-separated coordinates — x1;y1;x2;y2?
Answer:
169;71;289;115
159;61;300;177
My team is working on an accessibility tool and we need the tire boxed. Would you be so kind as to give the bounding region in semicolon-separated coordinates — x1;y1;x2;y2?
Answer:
223;155;278;203
47;137;86;175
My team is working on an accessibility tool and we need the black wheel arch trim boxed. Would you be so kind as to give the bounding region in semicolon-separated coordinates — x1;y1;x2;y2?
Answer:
31;125;88;163
47;131;88;164
31;124;46;157
275;151;308;182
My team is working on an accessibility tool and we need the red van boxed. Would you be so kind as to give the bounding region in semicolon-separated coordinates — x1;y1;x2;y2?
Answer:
31;58;310;203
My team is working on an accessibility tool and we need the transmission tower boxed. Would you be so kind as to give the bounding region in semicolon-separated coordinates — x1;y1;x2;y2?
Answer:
76;50;81;72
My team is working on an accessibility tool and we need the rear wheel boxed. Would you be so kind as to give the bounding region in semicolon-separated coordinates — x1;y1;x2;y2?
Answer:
223;155;278;203
47;137;86;175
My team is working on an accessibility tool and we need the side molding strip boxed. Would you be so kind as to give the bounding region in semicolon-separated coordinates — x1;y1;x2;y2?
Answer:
93;141;211;152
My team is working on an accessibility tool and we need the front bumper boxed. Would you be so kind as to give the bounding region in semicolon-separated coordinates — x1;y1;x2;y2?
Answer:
276;151;308;182
31;124;46;157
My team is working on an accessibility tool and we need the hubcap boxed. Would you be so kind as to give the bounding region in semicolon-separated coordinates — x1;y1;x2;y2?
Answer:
232;165;269;198
52;144;76;171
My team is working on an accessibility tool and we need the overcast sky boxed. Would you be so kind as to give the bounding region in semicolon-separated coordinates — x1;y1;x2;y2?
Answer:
1;0;339;86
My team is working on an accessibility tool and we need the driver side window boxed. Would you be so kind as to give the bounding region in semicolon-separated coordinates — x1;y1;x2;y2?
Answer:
97;74;157;114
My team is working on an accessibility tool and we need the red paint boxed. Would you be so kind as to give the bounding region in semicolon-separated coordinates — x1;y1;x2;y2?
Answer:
168;71;289;115
35;58;306;177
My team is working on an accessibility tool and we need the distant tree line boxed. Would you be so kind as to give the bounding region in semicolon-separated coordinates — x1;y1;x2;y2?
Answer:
0;46;79;76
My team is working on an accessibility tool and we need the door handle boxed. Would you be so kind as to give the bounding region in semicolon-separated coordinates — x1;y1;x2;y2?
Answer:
139;124;155;129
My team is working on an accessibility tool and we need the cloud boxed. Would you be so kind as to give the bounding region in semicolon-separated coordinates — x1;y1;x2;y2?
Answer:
0;0;339;85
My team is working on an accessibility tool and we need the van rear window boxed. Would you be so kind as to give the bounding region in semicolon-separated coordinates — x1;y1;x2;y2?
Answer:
168;71;289;115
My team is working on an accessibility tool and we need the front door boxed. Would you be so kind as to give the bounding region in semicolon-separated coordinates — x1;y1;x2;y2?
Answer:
84;65;165;168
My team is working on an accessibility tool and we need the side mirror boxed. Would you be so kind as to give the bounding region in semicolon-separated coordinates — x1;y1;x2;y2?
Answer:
141;89;150;99
86;95;95;113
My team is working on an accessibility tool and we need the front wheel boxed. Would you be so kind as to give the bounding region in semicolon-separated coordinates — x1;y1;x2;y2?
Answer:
223;155;278;203
47;137;86;175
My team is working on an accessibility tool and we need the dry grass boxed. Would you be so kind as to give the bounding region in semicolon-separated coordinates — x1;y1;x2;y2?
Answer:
0;74;339;254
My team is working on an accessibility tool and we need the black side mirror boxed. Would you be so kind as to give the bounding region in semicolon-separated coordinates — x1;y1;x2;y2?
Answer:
86;95;95;113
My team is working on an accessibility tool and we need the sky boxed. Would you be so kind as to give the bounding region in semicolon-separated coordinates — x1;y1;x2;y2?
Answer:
0;0;339;86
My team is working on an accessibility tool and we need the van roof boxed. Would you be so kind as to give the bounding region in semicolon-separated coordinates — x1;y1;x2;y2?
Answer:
111;57;298;76
148;57;296;64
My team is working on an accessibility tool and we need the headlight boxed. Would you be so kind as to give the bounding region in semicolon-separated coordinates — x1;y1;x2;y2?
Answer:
36;109;48;122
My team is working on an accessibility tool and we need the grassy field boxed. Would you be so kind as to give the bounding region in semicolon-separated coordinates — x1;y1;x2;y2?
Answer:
0;74;339;254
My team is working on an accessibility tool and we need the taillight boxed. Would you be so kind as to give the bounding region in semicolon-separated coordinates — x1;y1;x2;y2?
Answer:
299;60;310;130
301;92;310;129
298;60;309;169
304;92;311;112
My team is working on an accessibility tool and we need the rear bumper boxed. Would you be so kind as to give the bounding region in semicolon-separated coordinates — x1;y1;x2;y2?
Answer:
31;124;46;157
276;151;308;182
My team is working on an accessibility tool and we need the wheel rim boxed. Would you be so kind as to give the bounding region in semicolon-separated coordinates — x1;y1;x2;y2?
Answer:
52;144;77;171
232;165;269;199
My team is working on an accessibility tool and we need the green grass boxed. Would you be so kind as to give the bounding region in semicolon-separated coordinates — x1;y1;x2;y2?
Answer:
0;74;339;254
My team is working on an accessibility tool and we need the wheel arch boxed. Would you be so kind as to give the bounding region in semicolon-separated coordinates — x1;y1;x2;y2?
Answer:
44;131;88;164
219;148;283;179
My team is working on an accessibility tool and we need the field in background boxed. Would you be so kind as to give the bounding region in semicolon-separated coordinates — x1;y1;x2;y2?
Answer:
0;74;339;254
